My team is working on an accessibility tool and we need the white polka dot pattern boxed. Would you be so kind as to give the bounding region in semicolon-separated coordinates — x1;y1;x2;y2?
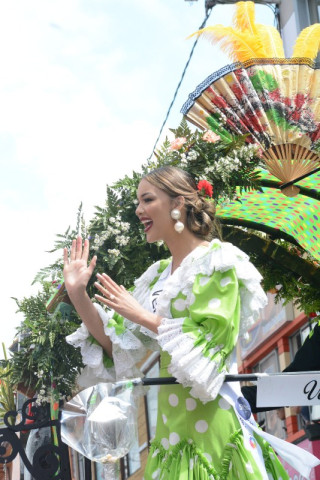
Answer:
199;275;211;286
168;394;179;407
186;398;197;411
169;432;180;445
195;420;208;433
161;438;169;450
173;298;187;311
152;468;160;479
220;276;231;287
208;298;221;309
218;397;231;410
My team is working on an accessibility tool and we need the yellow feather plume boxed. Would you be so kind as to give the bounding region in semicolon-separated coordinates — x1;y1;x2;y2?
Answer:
255;24;285;58
189;25;266;63
292;23;320;60
233;1;256;35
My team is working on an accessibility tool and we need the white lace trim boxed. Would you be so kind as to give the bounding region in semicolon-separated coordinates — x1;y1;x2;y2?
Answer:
66;320;117;384
155;239;267;336
157;317;226;402
156;240;267;401
66;304;147;382
66;262;163;382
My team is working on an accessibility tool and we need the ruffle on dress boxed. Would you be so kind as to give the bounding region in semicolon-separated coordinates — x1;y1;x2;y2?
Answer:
156;240;267;402
144;430;288;480
66;303;149;385
156;239;267;334
65;260;168;385
157;316;226;402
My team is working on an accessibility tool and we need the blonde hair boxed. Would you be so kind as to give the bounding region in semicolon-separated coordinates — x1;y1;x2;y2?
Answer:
143;166;220;241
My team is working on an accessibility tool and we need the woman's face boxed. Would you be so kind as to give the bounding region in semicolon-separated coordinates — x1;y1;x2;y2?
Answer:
136;179;178;243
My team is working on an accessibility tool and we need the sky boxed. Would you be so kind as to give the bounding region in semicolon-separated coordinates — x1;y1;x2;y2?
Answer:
0;0;275;357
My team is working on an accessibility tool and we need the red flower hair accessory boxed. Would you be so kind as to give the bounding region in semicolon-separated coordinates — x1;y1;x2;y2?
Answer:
197;180;213;198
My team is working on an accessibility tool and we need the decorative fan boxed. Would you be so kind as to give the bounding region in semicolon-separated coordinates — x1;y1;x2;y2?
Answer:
182;1;320;196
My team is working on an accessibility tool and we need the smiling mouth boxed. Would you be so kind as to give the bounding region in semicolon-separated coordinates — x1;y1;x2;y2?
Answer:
142;220;153;233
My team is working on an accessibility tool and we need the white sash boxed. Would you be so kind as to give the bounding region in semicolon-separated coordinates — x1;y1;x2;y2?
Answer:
220;377;320;480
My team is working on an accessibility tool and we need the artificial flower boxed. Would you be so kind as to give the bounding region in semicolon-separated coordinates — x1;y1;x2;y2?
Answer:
257;147;264;159
202;130;221;143
197;180;213;198
170;137;187;150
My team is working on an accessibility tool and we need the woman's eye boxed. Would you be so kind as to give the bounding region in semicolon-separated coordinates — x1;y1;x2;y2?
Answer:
144;198;153;203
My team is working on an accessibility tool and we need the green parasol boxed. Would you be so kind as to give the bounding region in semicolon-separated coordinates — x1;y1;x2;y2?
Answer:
217;169;320;262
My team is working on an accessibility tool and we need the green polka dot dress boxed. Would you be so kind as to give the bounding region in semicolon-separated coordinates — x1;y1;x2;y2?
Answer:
67;240;290;479
144;353;287;479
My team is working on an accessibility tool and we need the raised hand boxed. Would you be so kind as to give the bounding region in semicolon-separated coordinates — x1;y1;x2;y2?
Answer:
94;273;161;333
63;237;97;299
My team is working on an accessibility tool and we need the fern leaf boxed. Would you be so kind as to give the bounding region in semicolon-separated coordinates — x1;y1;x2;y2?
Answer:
255;24;285;58
292;24;320;60
189;25;266;62
233;1;256;35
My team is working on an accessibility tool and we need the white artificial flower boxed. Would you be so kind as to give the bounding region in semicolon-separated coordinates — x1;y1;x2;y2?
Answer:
108;248;121;257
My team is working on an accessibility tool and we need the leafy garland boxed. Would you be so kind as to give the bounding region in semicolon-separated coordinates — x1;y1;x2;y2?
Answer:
0;344;15;425
149;118;264;203
4;117;319;404
253;244;320;318
8;283;83;404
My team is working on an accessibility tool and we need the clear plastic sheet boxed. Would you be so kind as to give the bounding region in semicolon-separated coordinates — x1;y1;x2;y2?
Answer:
61;380;141;463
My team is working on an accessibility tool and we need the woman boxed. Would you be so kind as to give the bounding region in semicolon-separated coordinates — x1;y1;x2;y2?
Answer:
64;166;289;479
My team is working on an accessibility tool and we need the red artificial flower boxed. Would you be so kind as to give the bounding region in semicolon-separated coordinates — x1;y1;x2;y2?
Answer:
294;93;305;108
197;180;213;198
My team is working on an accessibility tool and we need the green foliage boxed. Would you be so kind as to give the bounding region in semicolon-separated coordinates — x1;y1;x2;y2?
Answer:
251;241;320;319
32;204;87;285
9;287;83;402
0;344;16;425
9;116;319;403
149;118;264;203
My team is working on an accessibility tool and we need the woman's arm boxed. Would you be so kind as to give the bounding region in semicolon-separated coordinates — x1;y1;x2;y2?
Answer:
63;237;113;357
94;273;162;333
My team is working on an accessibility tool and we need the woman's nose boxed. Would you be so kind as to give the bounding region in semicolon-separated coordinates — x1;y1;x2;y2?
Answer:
135;203;142;216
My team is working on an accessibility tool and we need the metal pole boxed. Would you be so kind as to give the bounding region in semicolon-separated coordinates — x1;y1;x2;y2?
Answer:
142;371;320;386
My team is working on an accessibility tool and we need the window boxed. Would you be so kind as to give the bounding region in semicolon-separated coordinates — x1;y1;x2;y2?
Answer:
253;350;286;439
290;323;311;359
121;353;160;479
289;324;313;429
127;437;141;476
145;361;160;442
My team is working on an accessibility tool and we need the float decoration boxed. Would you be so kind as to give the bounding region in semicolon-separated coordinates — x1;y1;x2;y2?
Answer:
182;1;320;197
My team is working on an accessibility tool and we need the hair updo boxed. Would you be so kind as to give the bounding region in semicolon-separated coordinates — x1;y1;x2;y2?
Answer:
142;166;220;241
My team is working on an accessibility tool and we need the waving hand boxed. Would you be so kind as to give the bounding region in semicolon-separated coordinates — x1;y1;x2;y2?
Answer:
63;237;97;298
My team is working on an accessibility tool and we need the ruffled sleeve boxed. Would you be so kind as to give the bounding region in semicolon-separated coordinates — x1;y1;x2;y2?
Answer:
156;240;267;402
66;259;171;386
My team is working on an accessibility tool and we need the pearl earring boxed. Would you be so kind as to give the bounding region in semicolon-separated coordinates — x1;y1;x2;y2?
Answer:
171;209;184;233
